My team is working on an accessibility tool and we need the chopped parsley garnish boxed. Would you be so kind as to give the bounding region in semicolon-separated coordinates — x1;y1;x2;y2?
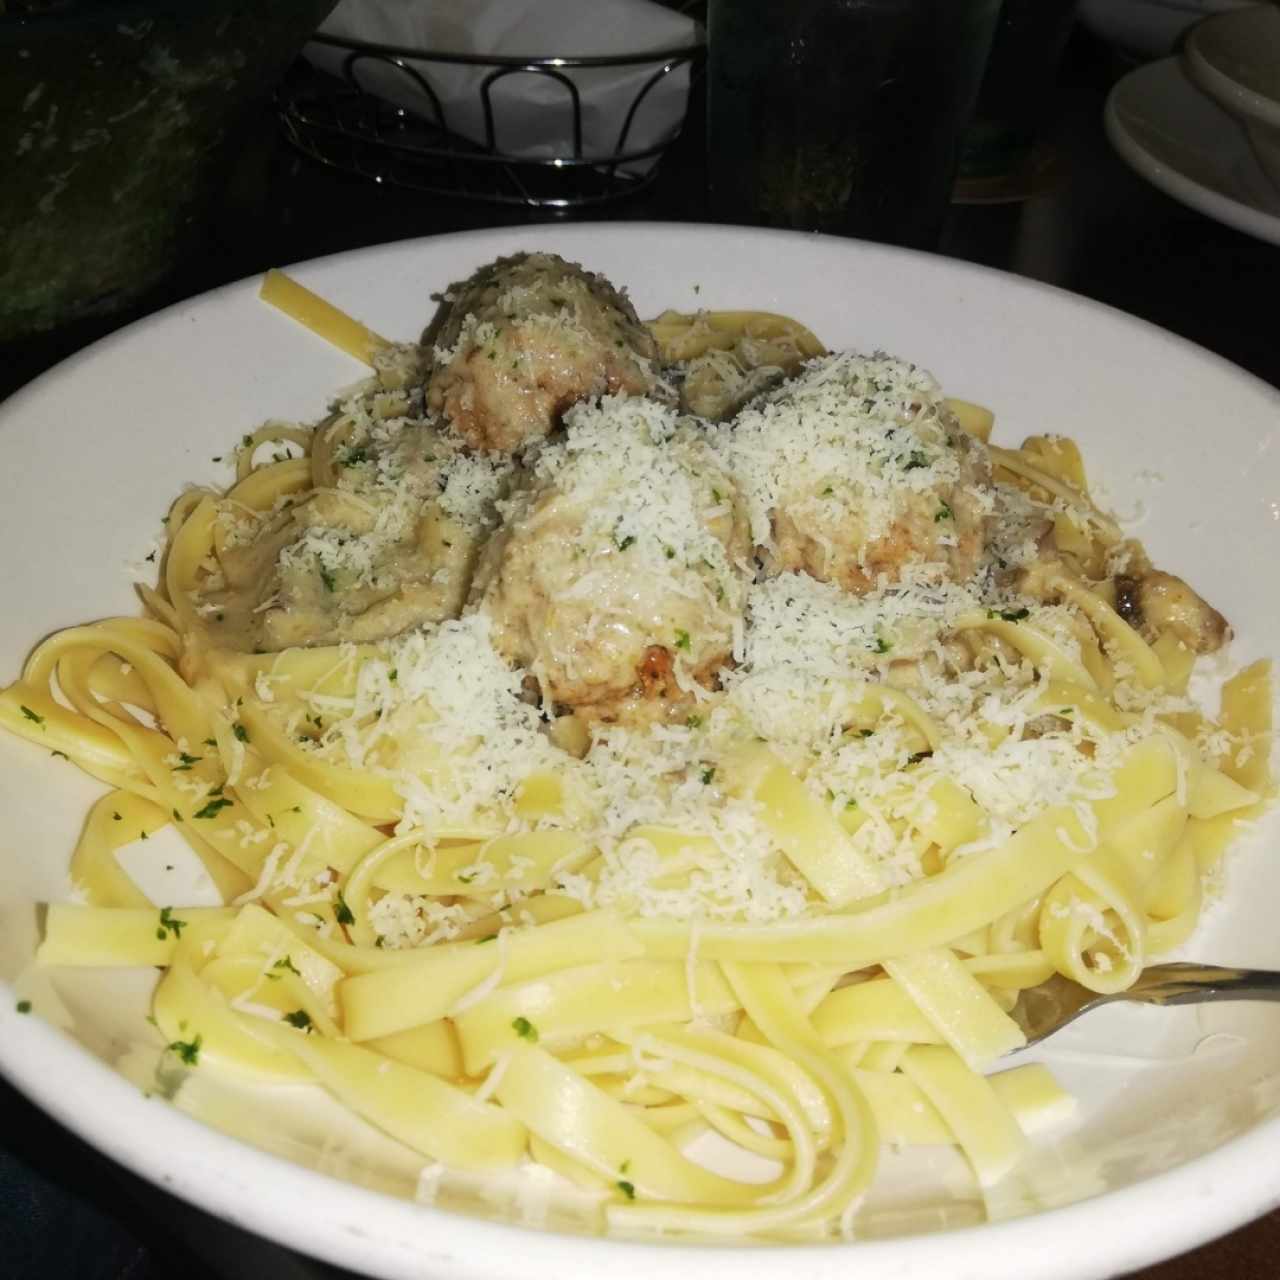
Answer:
871;637;891;654
934;503;953;522
615;533;636;552
989;607;1030;622
173;752;201;771
906;751;932;765
193;796;232;820
167;1034;202;1066
155;907;187;941
456;871;479;885
686;715;703;729
711;487;722;502
340;446;371;467
616;1180;636;1200
664;546;676;560
903;451;929;470
821;486;834;496
16;1000;31;1014
203;737;217;747
334;891;355;927
318;563;336;592
242;433;253;447
673;629;691;651
271;955;302;978
50;750;68;760
172;808;182;822
112;811;122;821
858;729;875;739
388;669;397;683
282;1009;314;1032
512;1016;538;1042
19;705;44;727
475;933;499;945
232;723;250;743
700;766;716;785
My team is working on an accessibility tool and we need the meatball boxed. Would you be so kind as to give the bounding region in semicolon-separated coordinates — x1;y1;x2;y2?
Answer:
423;252;662;454
471;396;749;725
719;352;994;594
200;418;511;653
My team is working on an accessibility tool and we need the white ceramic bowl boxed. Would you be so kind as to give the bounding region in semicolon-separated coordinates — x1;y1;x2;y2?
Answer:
1185;5;1280;192
1;225;1280;1280
1079;0;1251;61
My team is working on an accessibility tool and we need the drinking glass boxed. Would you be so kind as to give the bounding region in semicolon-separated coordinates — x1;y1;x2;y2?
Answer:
956;0;1080;199
707;0;1002;248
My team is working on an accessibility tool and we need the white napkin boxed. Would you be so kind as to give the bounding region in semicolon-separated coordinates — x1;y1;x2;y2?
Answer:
306;0;701;175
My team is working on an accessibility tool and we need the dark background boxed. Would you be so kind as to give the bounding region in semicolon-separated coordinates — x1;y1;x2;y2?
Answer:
3;23;1279;1280
5;27;1279;401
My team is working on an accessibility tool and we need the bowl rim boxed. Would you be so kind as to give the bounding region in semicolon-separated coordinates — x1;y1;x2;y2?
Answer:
1184;7;1280;131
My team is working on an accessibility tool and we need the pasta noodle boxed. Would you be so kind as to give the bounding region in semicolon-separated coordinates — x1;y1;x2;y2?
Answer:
3;257;1272;1241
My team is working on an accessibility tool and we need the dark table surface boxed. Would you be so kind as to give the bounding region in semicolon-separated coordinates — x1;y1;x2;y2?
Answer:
3;26;1279;1280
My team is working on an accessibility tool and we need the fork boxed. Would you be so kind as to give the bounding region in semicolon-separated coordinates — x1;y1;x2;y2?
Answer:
1008;963;1280;1049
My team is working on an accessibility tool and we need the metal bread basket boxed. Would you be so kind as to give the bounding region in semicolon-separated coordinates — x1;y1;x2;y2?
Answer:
278;32;705;209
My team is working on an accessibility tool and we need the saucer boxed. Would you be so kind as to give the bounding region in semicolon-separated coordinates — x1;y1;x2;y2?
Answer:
1105;56;1280;246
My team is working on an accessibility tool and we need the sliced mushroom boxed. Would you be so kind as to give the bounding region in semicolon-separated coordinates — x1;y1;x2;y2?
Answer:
1114;570;1229;654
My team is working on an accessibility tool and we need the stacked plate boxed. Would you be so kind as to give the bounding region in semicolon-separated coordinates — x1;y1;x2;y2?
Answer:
1105;5;1280;244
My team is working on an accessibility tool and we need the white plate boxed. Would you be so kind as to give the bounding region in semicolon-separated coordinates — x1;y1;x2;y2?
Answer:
1;225;1279;1280
1106;56;1280;245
